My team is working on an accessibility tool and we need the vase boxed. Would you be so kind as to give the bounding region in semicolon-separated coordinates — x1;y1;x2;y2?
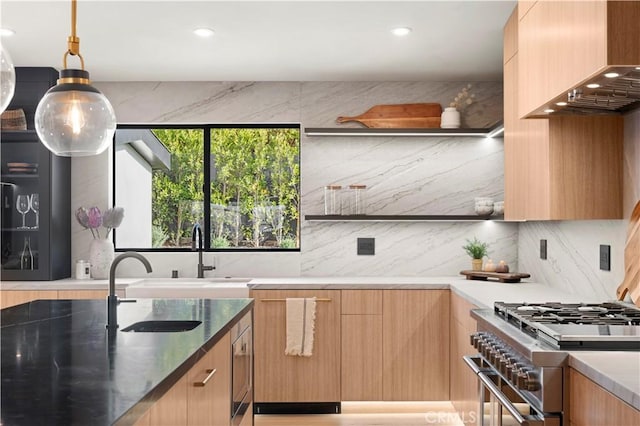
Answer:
89;239;114;279
441;107;461;129
471;258;483;271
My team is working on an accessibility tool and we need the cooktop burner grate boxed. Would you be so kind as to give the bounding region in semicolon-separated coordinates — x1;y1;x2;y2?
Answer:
494;301;640;330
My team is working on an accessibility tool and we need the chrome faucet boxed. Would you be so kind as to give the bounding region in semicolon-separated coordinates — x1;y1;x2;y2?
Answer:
107;251;152;330
192;223;215;278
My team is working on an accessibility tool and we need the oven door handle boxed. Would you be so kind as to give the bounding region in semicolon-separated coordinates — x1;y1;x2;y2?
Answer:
477;372;544;426
463;355;492;375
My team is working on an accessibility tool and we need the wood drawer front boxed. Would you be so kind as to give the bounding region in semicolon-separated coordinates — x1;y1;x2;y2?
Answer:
341;290;382;315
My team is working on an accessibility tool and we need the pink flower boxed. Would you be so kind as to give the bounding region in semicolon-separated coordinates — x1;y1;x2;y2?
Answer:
87;207;103;229
75;207;90;229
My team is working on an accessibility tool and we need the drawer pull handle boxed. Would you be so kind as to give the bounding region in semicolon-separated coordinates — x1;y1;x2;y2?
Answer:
194;368;217;387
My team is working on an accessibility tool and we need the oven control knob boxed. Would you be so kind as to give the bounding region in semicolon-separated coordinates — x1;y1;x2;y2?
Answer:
510;363;525;383
522;371;541;392
470;333;485;349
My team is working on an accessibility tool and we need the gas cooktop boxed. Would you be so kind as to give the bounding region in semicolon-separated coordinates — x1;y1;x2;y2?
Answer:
494;301;640;350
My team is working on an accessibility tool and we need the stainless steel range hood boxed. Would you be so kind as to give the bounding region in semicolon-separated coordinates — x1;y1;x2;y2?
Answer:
531;66;640;116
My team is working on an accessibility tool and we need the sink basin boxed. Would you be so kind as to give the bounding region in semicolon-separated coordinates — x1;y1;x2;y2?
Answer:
125;278;250;298
121;320;202;333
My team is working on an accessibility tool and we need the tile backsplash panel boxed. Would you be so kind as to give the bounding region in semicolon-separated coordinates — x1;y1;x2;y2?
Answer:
76;80;512;277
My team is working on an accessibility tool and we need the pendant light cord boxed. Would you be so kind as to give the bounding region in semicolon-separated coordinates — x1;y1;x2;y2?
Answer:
64;0;85;69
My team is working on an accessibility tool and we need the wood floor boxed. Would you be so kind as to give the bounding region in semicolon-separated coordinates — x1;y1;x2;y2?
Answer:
254;401;464;426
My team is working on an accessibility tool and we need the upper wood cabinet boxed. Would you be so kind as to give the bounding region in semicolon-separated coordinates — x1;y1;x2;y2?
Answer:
518;0;640;117
504;6;623;220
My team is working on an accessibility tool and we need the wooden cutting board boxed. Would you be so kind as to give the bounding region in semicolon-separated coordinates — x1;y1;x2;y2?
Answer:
460;270;531;283
616;200;640;306
336;103;442;128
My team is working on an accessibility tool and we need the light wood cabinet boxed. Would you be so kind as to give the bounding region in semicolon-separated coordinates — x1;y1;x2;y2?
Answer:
148;375;189;426
518;0;640;117
341;290;383;401
504;5;623;220
251;289;341;403
0;290;57;309
187;332;231;426
382;290;450;401
449;292;478;425
133;329;244;426
569;368;640;426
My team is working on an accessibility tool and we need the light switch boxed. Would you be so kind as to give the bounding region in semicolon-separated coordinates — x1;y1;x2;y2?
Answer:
357;238;375;255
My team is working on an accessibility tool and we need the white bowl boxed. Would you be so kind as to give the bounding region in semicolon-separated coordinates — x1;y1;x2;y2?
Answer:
475;205;494;215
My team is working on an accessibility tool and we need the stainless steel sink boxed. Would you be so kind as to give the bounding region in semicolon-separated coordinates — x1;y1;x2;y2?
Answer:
121;320;202;332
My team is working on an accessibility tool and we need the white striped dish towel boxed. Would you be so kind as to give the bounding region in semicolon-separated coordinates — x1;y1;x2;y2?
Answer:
285;297;316;357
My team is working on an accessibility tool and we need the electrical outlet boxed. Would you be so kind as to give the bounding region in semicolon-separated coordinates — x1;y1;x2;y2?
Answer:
357;238;375;255
540;239;547;260
599;245;611;271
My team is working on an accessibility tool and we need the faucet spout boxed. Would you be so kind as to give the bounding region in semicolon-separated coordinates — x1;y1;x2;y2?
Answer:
191;222;215;278
107;251;153;330
192;223;203;251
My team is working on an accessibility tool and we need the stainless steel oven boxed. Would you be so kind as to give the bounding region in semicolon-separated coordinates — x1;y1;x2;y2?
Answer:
467;301;640;426
464;353;560;426
231;314;252;426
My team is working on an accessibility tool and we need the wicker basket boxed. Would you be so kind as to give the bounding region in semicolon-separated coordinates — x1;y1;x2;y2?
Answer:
1;108;27;130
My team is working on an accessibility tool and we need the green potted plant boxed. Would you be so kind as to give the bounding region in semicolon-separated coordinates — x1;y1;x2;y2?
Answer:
462;237;489;271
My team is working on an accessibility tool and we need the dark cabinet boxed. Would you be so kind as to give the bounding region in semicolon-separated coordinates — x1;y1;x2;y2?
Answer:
1;67;70;280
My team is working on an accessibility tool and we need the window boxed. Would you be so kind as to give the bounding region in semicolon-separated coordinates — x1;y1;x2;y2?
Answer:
114;124;300;250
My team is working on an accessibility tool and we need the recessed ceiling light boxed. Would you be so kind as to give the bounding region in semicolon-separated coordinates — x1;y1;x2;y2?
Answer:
193;28;215;38
556;102;568;106
604;72;619;78
0;28;15;37
586;83;600;89
544;109;555;113
391;27;412;37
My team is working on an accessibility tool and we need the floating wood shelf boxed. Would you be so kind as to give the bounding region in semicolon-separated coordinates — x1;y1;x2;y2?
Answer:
304;122;504;138
305;214;505;222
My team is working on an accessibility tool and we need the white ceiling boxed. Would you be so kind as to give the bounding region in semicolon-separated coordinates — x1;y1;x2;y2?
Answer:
1;0;516;82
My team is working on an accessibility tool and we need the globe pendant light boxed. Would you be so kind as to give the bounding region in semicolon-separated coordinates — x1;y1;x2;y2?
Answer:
35;0;116;157
0;45;16;113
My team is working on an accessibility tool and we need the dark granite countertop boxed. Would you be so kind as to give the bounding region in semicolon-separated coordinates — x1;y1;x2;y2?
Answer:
1;298;253;426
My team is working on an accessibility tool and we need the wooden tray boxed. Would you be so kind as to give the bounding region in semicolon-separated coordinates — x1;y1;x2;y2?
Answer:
460;270;531;283
336;103;442;128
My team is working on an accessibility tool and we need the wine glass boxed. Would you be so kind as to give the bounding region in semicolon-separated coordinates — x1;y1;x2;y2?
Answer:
30;193;39;229
16;194;30;229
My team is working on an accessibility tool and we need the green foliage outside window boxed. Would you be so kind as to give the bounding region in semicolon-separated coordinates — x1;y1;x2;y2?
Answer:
150;127;299;249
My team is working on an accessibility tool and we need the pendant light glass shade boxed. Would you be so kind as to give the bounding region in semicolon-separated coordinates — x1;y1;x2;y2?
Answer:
34;0;116;157
0;45;16;113
35;69;115;156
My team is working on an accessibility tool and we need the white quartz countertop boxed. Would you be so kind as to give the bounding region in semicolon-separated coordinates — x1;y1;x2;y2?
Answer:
4;275;638;408
248;276;606;308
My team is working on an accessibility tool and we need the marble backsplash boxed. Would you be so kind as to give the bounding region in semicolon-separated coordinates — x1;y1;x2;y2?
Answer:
79;80;510;278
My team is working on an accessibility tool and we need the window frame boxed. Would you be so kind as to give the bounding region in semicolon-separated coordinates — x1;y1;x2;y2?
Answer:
112;123;301;253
